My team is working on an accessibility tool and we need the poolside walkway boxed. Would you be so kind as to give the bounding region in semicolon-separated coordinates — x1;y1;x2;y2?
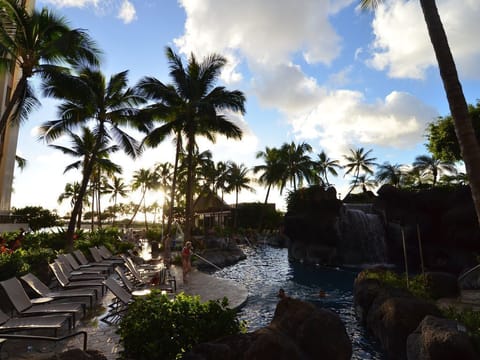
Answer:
0;265;248;360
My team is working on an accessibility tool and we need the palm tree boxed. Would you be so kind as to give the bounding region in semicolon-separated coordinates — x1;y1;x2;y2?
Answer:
129;168;160;230
349;174;376;193
412;154;456;186
360;0;480;226
225;161;254;229
278;141;314;192
253;146;283;204
57;182;83;229
104;176;128;225
48;126;121;229
375;162;404;187
0;0;100;165
39;67;145;250
313;151;341;186
136;47;245;252
343;147;377;197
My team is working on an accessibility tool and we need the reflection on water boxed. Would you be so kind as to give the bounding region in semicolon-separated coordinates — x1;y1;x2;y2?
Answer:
213;246;385;360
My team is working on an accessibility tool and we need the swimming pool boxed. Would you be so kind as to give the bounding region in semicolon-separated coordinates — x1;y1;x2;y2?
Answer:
212;245;385;359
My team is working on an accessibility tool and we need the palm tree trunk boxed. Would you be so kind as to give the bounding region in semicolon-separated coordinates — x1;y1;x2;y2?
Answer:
128;189;146;227
143;195;149;231
234;188;239;229
164;134;182;261
0;77;27;165
258;184;272;230
184;132;196;244
420;0;480;226
66;158;96;250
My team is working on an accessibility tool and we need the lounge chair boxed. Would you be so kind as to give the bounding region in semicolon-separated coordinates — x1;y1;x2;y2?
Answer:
0;309;70;337
54;258;107;281
49;262;106;297
20;273;97;309
0;278;85;328
73;249;114;269
62;253;110;274
123;260;176;293
98;245;124;261
89;247;124;266
101;277;133;325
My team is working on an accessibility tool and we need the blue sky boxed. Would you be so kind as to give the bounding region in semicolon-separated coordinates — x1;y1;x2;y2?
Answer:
12;0;480;216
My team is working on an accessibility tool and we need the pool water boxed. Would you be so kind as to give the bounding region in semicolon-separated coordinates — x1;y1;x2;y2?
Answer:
212;246;385;359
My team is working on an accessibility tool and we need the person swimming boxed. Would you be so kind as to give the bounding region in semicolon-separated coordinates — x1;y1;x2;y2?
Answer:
318;289;327;298
277;288;287;299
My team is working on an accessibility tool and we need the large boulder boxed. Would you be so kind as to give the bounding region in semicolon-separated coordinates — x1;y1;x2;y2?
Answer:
367;296;442;360
183;297;352;360
407;315;478;360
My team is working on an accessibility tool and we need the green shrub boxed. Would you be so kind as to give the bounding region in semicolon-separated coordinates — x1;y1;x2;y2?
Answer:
363;270;431;300
442;307;480;353
118;291;245;360
0;251;29;281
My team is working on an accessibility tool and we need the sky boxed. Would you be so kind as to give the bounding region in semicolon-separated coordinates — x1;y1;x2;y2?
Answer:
11;0;480;217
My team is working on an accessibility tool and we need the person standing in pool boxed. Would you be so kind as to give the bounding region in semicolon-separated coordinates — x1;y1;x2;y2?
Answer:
182;241;193;284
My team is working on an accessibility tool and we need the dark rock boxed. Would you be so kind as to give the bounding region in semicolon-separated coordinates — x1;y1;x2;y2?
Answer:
366;296;441;360
353;276;382;323
424;272;459;299
183;297;352;360
407;315;478;360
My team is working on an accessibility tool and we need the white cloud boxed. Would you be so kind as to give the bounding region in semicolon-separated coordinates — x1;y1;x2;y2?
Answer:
117;0;137;24
175;0;351;66
41;0;99;8
290;90;438;159
366;0;480;79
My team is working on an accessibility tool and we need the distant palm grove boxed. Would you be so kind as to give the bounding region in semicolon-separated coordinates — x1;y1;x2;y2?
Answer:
0;0;478;252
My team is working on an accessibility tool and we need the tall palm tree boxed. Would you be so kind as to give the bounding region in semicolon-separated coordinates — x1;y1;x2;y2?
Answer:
57;181;83;230
225;161;254;229
375;162;404;188
278;141;313;192
39;67;145;250
313;150;341;186
48;126;121;229
253;146;283;204
0;0;100;165
343;147;377;198
349;174;376;193
360;0;480;225
136;47;245;252
129;168;159;230
412;154;456;186
104;176;128;225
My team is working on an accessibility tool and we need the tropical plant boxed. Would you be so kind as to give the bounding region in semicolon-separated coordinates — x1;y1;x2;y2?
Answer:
225;161;254;228
104;176;128;225
136;47;245;254
375;162;404;187
343;147;377;197
129;168;159;230
12;206;59;231
278;141;313;192
49;126;122;229
412;154;456;186
313;150;341;186
39;67;145;250
118;292;245;360
360;0;480;226
349;174;376;193
0;0;100;168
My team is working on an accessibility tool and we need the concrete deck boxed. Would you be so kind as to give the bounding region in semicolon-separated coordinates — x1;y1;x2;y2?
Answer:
0;266;248;360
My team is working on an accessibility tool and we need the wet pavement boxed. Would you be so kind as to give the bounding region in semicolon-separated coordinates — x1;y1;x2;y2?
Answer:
0;265;248;359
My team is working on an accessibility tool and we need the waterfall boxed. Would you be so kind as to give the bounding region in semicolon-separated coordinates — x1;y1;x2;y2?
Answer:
338;205;387;265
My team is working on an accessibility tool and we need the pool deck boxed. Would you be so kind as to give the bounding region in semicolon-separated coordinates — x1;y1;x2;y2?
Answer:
0;265;248;360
